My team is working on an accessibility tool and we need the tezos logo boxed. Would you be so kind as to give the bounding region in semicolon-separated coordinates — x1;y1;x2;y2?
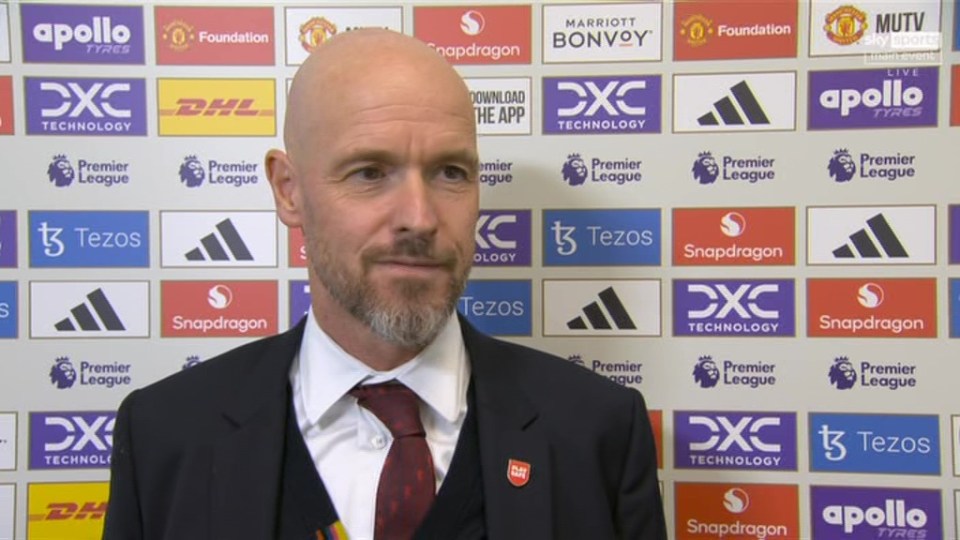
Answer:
458;280;531;336
544;209;660;266
178;154;259;188
45;154;131;188
561;153;642;186
828;148;917;183
49;356;132;390
692;150;776;185
811;413;939;475
694;354;777;389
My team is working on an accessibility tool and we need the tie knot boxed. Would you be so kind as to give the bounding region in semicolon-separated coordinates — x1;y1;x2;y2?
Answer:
350;382;425;438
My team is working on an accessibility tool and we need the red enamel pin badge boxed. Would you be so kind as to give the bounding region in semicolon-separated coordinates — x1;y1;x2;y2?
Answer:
507;458;531;487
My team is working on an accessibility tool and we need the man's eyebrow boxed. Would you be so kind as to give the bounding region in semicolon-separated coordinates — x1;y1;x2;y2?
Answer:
329;148;399;171
432;149;480;172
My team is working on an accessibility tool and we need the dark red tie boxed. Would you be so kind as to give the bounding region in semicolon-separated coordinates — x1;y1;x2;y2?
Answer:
350;382;435;540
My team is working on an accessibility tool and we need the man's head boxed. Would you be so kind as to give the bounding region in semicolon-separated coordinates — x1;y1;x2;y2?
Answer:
267;29;479;352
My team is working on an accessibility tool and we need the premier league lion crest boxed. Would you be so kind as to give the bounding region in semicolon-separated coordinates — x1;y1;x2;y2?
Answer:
692;151;719;184
828;149;857;183
561;154;588;186
693;356;720;388
49;357;77;389
47;155;75;188
182;355;202;370
829;356;857;390
179;155;205;188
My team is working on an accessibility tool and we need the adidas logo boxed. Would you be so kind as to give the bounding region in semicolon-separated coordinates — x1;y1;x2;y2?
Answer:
697;81;770;126
567;287;637;330
54;288;125;331
184;219;253;261
833;213;908;259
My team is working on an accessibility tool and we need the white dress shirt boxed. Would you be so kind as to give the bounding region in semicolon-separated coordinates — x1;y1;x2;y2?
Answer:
289;309;470;540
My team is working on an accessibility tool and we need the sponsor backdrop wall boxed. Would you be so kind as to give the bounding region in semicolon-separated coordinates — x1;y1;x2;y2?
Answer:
0;0;958;538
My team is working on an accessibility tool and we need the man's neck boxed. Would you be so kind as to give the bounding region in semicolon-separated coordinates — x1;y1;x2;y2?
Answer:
310;301;423;372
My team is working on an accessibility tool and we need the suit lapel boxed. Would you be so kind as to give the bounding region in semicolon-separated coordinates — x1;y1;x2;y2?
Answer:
210;319;307;540
462;318;553;540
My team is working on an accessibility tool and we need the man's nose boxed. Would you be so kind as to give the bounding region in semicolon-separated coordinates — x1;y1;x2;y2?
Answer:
394;170;439;234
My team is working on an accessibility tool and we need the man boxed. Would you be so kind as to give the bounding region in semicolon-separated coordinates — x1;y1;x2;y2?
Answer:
103;29;665;540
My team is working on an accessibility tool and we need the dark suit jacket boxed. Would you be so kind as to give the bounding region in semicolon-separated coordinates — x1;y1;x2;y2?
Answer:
102;317;666;540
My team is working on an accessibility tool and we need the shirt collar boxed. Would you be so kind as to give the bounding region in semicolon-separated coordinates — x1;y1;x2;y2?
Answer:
296;308;468;427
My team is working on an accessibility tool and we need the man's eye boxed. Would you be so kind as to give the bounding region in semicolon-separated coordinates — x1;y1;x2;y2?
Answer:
440;165;468;181
353;167;385;181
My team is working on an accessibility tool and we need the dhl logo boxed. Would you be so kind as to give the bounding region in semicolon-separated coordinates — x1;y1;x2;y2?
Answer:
163;98;274;117
28;482;109;538
29;501;108;521
157;78;276;136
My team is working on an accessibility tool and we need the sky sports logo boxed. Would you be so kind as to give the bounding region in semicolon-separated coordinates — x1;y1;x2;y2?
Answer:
673;279;795;337
674;411;797;471
161;281;277;337
474;210;530;266
30;281;149;338
811;486;942;539
543;208;660;266
0;282;15;339
155;6;274;66
29;211;148;268
284;7;403;66
675;483;799;540
807;278;936;338
674;0;797;61
20;4;144;64
414;6;531;65
543;280;660;337
809;67;938;129
0;210;16;268
673;207;794;266
810;413;939;475
673;72;796;133
807;205;935;265
542;75;661;135
27;482;108;540
29;412;115;470
542;3;662;63
458;280;531;336
157;78;275;136
25;77;147;136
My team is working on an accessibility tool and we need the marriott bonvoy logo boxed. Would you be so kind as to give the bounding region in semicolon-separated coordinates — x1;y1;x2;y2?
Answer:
807;278;936;337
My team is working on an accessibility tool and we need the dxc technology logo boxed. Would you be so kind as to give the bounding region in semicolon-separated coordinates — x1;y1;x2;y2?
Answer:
29;412;115;470
458;280;531;336
543;209;660;266
30;211;148;268
674;411;797;470
810;413;939;475
474;210;530;266
673;279;795;336
542;75;661;134
25;77;147;136
560;153;643;186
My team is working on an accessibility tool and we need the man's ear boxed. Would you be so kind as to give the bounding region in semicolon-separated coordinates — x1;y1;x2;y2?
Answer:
265;149;303;227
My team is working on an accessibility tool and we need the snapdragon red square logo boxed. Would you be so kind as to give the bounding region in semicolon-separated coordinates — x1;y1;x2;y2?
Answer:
673;207;794;266
288;227;306;268
155;6;274;65
675;482;799;539
808;278;936;338
0;76;12;135
161;280;277;337
413;6;531;65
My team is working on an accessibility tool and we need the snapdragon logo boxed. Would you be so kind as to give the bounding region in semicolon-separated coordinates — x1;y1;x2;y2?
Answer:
460;10;484;36
44;154;131;188
567;354;643;387
828;148;918;183
207;285;232;309
694;355;777;389
812;486;942;539
858;282;884;308
692;150;776;185
560;153;643;186
178;154;260;188
678;483;799;539
48;356;132;390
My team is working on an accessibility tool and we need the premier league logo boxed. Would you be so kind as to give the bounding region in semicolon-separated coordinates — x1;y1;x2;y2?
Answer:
47;155;75;187
181;355;202;370
49;357;77;389
829;356;857;389
179;155;205;187
561;154;588;186
828;149;856;183
692;151;719;184
693;356;720;388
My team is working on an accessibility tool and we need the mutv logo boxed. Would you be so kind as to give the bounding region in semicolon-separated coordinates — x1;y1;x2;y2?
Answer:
414;6;531;65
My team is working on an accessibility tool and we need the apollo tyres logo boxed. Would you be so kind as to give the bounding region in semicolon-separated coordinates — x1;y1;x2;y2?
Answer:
157;78;275;136
810;413;939;475
807;205;935;265
155;6;274;66
465;78;531;136
0;210;16;268
29;412;115;470
29;281;149;338
160;211;277;268
27;482;109;540
20;4;144;64
812;486;942;539
675;411;797;470
474;210;531;266
673;279;795;337
0;76;12;135
25;77;147;136
284;7;402;65
0;282;15;339
675;0;797;61
542;3;662;63
161;281;278;337
675;483;799;539
0;413;15;470
810;1;942;56
809;67;939;129
458;280;531;336
543;75;662;134
543;279;661;337
828;355;921;391
543;209;660;266
673;72;796;133
673;207;794;266
808;278;936;337
414;6;531;65
29;211;149;268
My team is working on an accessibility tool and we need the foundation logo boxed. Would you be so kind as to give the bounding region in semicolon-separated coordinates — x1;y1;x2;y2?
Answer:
29;211;148;268
48;356;131;391
673;207;794;266
414;6;531;65
543;75;661;134
20;4;144;64
0;76;12;135
0;412;15;470
811;2;942;56
542;3;662;63
157;78;275;136
466;78;531;136
543;279;661;337
807;205;935;265
673;72;796;132
177;154;261;188
0;3;9;62
673;279;795;337
30;281;149;338
692;150;778;185
0;281;15;339
560;153;643;187
950;279;959;338
29;412;115;470
27;482;109;540
675;483;799;539
693;355;777;390
284;7;402;65
0;210;16;268
544;209;660;266
675;0;798;60
808;278;936;337
810;413;939;474
25;77;147;136
567;354;644;387
161;280;277;337
809;67;938;129
459;280;531;336
155;6;274;65
289;280;310;326
160;211;277;268
474;210;531;266
811;486;942;539
675;411;797;470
